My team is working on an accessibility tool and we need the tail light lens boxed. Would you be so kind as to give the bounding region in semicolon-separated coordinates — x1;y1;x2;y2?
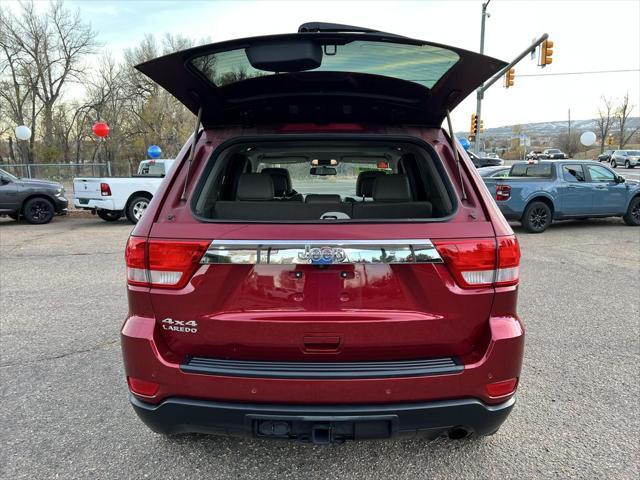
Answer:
125;237;209;289
127;377;159;397
496;236;520;286
434;235;520;289
485;377;518;397
495;184;511;201
100;182;111;196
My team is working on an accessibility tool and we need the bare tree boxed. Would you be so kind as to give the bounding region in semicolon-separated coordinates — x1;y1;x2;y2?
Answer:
595;96;614;153
557;132;580;158
615;92;639;149
0;9;41;162
1;0;98;147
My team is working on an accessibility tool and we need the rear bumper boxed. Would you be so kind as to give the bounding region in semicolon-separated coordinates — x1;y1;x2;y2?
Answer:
121;313;524;406
130;394;515;441
73;198;116;211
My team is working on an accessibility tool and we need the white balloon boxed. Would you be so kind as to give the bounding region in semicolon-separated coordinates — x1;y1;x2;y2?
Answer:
15;125;32;141
580;131;596;147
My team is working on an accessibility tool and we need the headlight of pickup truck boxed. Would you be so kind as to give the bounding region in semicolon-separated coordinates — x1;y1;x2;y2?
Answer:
55;187;64;196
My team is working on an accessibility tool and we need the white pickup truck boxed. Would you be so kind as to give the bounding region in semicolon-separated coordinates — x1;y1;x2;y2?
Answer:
73;159;174;223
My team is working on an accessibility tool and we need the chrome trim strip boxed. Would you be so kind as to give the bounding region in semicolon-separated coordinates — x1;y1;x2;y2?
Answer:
200;239;443;265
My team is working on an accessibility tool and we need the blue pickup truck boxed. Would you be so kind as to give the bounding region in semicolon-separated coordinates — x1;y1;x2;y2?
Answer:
482;160;640;232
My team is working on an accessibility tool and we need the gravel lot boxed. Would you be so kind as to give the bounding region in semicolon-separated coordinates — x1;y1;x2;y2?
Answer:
1;215;638;479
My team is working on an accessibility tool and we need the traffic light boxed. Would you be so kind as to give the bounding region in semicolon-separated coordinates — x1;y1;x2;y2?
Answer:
539;39;554;67
607;134;614;146
479;119;484;133
470;113;478;140
504;68;515;88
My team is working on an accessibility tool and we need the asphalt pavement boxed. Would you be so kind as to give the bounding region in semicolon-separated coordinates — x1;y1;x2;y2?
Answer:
1;215;638;479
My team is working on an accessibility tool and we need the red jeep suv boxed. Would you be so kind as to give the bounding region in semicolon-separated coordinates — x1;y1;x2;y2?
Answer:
121;23;524;444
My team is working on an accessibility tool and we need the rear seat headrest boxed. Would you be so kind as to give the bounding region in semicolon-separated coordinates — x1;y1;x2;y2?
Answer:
373;174;411;202
236;173;274;201
261;167;293;197
305;194;341;203
356;170;386;198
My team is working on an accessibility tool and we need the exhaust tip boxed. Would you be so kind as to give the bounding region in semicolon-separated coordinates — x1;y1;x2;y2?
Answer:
447;427;471;440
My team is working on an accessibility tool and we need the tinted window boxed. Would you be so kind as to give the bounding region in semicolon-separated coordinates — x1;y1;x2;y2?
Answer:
191;41;460;88
587;165;615;183
510;164;553;177
562;165;585;182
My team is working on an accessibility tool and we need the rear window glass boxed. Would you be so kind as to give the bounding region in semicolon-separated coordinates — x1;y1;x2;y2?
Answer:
510;163;553;178
138;161;167;176
192;139;456;223
190;40;459;88
562;165;585;182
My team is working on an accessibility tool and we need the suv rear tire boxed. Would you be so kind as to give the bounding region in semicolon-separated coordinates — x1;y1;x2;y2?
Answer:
23;197;55;224
522;201;552;233
623;197;640;226
126;195;151;224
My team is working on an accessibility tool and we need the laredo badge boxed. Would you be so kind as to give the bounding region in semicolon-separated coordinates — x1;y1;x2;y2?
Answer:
161;318;198;333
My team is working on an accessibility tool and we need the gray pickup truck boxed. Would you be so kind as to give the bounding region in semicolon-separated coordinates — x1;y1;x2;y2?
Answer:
482;160;640;232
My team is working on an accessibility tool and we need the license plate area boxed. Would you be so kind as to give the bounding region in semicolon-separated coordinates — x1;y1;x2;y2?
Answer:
248;414;398;444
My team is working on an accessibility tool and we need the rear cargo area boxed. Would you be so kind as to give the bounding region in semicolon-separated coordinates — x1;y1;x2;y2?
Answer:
192;139;456;222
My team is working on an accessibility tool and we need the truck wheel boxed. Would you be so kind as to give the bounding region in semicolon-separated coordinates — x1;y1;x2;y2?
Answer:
23;197;55;224
97;210;122;222
522;201;552;233
126;196;151;224
623;197;640;226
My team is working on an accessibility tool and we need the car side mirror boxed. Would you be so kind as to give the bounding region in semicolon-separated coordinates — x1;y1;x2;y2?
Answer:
616;175;625;184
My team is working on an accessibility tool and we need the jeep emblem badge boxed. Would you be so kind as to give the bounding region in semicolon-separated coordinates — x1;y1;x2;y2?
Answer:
298;245;347;264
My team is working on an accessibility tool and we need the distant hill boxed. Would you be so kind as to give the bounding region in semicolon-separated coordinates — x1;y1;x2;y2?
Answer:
456;117;640;139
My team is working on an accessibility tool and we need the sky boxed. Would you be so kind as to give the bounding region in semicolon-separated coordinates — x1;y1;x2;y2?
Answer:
5;0;640;130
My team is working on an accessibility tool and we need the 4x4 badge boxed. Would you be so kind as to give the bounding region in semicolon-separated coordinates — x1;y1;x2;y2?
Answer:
161;318;198;334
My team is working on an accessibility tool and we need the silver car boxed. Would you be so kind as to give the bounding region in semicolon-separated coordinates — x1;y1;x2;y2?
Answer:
610;150;640;169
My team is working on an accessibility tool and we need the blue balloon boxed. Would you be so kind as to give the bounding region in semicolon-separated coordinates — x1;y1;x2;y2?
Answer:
458;137;471;150
147;145;162;159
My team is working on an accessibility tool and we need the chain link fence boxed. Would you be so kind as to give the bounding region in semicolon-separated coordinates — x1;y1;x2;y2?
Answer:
0;162;112;183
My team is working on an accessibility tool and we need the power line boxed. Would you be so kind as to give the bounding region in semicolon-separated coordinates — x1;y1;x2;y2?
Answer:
516;68;640;77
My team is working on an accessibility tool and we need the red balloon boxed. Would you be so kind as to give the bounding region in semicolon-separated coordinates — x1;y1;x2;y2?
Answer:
92;121;110;138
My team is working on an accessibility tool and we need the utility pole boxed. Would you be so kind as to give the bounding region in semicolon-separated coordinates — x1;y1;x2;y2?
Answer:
474;0;491;154
568;108;571;157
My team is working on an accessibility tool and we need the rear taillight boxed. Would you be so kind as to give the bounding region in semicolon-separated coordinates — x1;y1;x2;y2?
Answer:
496;236;520;286
495;184;511;201
433;235;520;289
100;182;111;196
127;377;159;397
125;237;209;289
485;377;518;397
